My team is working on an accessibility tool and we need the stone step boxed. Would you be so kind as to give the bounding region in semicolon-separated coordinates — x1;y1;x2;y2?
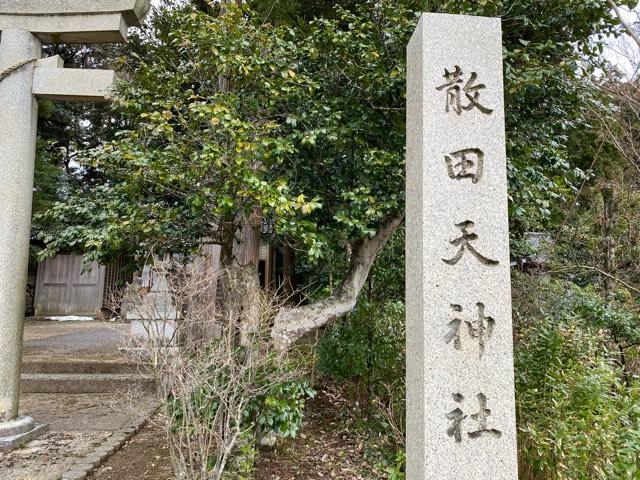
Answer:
21;373;156;394
22;360;143;375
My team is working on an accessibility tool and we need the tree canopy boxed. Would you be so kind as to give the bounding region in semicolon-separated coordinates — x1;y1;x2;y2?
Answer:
38;0;632;263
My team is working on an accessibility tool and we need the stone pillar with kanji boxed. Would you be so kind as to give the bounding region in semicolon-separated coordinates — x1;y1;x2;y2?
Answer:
406;13;519;479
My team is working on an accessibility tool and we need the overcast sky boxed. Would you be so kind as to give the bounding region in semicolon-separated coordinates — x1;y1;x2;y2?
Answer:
603;4;640;79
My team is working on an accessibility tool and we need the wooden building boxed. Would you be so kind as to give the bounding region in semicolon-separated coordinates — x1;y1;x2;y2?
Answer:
33;254;129;317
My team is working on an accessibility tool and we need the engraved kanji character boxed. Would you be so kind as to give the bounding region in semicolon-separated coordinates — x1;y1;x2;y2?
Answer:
468;393;502;439
436;66;465;114
442;221;499;266
444;304;464;350
445;148;484;183
446;393;502;443
446;393;467;443
444;303;495;357
436;66;493;115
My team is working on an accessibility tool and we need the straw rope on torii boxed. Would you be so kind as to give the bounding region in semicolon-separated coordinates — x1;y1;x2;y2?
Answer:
0;57;36;83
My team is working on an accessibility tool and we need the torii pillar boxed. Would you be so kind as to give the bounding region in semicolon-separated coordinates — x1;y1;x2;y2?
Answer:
0;0;150;451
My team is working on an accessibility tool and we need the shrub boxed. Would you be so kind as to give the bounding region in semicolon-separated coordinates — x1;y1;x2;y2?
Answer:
246;379;316;440
317;298;407;471
514;274;640;480
317;299;405;401
126;263;306;480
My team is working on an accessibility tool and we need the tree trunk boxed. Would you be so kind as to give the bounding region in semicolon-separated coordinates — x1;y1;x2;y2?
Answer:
271;214;404;350
600;185;631;385
282;243;297;303
219;209;262;346
601;185;617;298
212;0;261;346
184;244;222;342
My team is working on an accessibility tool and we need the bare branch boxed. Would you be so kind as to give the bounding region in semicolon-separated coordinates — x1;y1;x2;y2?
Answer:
551;264;640;295
577;264;640;295
609;0;640;50
119;260;302;480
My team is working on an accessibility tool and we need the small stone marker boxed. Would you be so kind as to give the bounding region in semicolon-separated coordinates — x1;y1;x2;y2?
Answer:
406;13;518;479
0;0;150;451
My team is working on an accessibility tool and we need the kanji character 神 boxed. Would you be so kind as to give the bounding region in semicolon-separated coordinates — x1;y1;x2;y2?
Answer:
445;302;495;357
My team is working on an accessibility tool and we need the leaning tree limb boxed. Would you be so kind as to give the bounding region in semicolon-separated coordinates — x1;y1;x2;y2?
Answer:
271;213;405;351
608;0;640;50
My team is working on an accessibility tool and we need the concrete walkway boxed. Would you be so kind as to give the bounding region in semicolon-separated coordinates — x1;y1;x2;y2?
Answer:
23;320;130;362
0;320;158;480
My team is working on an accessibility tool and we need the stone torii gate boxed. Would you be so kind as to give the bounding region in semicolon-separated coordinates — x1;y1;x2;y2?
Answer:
0;0;150;451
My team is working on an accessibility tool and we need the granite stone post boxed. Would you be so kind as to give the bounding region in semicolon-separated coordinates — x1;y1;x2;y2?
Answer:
0;0;150;451
406;13;518;479
0;29;41;425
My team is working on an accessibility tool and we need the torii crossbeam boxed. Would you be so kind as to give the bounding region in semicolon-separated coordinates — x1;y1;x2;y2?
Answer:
0;0;150;451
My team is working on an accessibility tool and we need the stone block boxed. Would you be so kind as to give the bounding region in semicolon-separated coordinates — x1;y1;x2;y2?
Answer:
0;415;34;437
0;14;129;44
20;372;156;394
32;67;116;102
406;12;518;479
0;0;151;43
61;471;87;480
63;464;94;480
0;0;150;25
0;420;48;452
84;453;104;468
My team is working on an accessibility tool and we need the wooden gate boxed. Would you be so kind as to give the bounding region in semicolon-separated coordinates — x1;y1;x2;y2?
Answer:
34;254;106;317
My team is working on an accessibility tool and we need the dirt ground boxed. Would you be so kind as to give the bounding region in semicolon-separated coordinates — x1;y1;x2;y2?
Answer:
88;420;173;480
88;388;392;480
254;387;388;480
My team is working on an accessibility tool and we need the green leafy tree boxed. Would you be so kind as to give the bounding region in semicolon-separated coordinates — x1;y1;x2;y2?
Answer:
38;0;632;348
